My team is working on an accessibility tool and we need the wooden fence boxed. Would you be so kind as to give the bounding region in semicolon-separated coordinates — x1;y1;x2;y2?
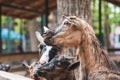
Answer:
0;52;39;63
0;71;31;80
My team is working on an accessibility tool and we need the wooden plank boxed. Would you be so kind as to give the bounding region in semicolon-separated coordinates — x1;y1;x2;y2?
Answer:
0;52;39;63
109;54;120;62
108;48;120;52
0;71;31;80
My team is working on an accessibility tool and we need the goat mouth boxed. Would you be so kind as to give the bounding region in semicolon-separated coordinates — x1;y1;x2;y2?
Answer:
34;71;47;80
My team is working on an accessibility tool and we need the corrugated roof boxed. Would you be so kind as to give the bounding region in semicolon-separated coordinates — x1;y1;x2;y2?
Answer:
0;0;57;19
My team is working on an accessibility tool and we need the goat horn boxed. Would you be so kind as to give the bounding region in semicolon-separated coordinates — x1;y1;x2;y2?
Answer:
35;31;44;43
43;26;49;33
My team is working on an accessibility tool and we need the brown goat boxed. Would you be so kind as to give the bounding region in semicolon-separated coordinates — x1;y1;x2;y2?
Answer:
23;56;80;80
23;62;41;80
45;16;120;80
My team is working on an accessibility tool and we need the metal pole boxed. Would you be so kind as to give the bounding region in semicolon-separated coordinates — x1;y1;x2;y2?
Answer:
99;0;102;35
98;0;103;44
45;0;49;27
41;0;49;34
0;3;2;53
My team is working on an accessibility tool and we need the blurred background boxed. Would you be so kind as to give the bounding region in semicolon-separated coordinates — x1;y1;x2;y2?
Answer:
0;0;120;78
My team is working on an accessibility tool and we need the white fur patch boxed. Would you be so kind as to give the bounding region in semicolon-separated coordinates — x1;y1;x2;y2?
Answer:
43;26;49;33
39;46;52;64
35;31;44;43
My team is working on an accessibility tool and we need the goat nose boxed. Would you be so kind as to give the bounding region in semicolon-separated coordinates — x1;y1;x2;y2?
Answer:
40;60;46;64
34;73;39;80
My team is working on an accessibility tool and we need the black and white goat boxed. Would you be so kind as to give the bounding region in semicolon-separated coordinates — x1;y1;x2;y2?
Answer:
35;30;59;64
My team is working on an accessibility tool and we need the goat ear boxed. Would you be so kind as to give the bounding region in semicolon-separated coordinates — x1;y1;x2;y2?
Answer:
43;26;49;33
35;31;44;42
68;61;80;71
22;63;30;70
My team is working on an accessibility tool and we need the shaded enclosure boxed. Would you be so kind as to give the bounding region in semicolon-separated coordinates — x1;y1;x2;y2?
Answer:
0;0;120;80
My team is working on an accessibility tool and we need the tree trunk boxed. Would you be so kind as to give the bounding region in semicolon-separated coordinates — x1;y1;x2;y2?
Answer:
57;0;92;79
57;0;92;25
27;20;39;52
104;2;111;48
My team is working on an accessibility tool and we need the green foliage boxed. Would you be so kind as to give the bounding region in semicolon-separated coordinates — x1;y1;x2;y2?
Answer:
1;16;7;26
92;0;120;34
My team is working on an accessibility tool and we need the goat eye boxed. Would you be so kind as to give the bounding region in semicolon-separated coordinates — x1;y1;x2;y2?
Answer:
44;31;47;34
40;45;46;50
40;45;43;50
64;21;70;25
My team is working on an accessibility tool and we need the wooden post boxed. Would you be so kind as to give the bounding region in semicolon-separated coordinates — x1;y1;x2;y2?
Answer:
28;20;38;52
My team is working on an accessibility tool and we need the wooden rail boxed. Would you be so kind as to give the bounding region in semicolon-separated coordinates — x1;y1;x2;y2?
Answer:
0;52;39;63
108;48;120;52
109;54;120;62
0;51;120;63
0;71;31;80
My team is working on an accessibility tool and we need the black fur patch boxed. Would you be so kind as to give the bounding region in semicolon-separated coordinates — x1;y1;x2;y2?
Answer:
48;47;58;62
